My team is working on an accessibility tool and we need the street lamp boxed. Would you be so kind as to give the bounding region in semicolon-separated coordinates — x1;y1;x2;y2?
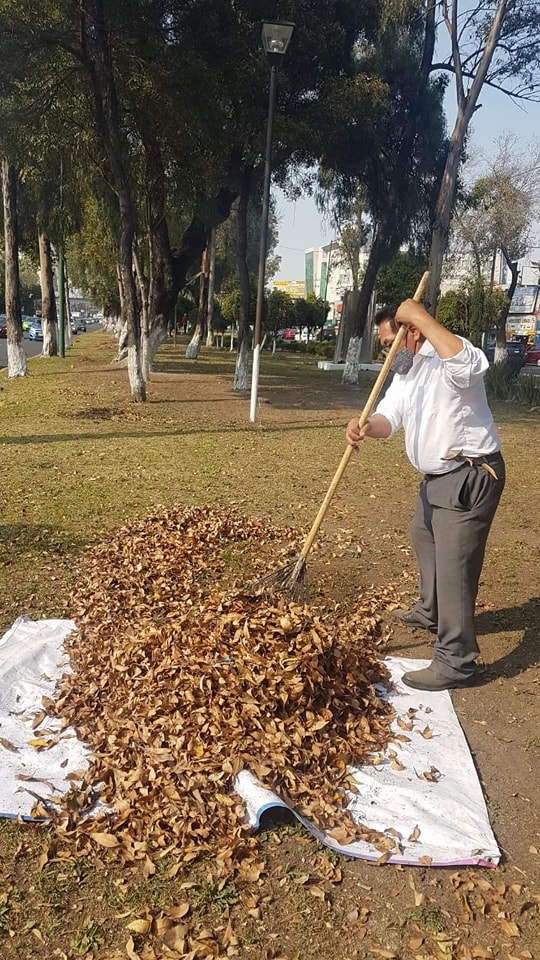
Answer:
249;20;294;423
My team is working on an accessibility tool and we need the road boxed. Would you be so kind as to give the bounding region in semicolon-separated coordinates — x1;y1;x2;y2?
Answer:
0;328;96;370
0;337;43;369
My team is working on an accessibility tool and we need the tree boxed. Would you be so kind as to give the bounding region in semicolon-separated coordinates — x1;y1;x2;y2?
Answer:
376;250;427;306
294;294;328;339
436;279;507;346
318;5;448;382
1;159;27;376
425;0;540;312
450;135;540;358
265;289;296;341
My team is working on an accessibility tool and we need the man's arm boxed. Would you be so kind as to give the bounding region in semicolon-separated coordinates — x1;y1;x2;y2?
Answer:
395;300;463;359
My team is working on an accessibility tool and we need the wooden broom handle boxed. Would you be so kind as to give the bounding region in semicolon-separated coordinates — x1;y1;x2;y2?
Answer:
297;271;429;561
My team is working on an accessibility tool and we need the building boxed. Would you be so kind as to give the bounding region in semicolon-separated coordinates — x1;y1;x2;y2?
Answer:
304;243;368;321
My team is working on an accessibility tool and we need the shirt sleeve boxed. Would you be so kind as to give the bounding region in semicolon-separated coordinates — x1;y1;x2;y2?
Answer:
374;374;404;435
441;338;489;388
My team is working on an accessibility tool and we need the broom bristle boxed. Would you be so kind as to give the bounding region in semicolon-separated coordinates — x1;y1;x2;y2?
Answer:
248;556;309;602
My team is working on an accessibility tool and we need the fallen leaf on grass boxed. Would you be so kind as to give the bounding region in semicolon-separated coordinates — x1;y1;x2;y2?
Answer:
499;918;520;937
126;919;151;935
125;936;141;960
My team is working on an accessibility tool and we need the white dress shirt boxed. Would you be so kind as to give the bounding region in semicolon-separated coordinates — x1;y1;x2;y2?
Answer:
375;337;501;475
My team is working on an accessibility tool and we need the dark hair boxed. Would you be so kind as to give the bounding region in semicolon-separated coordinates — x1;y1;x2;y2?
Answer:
375;305;398;333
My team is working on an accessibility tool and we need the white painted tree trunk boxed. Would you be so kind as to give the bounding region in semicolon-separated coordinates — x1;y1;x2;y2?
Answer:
494;345;507;364
342;335;362;384
186;332;202;359
234;337;249;391
145;326;166;374
7;343;27;377
127;344;146;398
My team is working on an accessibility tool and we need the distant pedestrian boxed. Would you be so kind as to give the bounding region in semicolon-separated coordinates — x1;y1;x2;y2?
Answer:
181;314;188;334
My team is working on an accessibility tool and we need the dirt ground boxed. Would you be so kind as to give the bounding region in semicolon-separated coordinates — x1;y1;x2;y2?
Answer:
1;334;539;959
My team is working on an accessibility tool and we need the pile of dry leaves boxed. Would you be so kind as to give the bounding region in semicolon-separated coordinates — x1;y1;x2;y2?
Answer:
48;507;396;866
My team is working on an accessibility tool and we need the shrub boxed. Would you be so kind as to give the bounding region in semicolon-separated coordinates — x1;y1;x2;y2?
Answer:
514;373;540;409
484;361;520;402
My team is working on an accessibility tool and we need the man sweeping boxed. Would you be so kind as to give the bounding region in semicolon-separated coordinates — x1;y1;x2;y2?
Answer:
346;297;505;692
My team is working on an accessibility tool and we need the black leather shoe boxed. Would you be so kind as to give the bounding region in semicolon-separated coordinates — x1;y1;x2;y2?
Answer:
391;609;437;633
401;666;478;691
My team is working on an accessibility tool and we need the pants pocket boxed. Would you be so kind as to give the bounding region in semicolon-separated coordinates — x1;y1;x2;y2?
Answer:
425;468;470;511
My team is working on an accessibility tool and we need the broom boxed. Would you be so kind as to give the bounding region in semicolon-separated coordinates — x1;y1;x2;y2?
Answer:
251;271;430;600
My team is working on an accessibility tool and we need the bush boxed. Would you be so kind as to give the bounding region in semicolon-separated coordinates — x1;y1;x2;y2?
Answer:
484;361;520;402
514;373;540;408
484;362;540;408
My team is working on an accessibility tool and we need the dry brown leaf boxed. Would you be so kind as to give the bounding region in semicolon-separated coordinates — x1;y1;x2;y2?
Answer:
125;936;141;960
126;919;151;935
499;918;520;937
90;832;120;848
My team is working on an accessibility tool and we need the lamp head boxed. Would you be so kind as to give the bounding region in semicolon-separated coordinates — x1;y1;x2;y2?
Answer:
261;21;294;66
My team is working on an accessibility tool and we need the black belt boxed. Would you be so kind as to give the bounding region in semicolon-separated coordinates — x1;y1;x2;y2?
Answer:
441;450;502;481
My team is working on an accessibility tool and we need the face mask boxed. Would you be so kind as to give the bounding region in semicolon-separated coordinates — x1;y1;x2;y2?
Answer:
390;347;415;375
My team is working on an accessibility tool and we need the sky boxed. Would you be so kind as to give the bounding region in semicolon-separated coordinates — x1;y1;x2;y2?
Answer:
273;81;540;281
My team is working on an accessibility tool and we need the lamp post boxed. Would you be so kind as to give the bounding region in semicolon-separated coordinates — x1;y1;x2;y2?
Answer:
249;20;294;423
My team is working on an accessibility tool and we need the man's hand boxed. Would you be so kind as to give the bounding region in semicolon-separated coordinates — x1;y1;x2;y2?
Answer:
346;416;365;448
346;414;392;447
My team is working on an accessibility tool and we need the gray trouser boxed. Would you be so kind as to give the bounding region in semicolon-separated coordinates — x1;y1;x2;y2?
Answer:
409;452;505;680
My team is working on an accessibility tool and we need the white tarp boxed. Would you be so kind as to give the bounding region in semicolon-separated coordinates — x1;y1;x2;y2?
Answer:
236;657;500;867
0;618;499;867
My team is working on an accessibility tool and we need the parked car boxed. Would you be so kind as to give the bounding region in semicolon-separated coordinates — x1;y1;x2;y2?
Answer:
71;319;87;334
21;316;34;332
280;327;298;341
28;321;43;341
0;317;7;338
484;339;527;371
526;346;540;366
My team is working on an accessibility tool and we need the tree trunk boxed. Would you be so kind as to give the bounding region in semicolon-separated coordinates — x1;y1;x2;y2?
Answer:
81;0;145;400
335;289;358;364
234;169;253;388
425;0;507;312
234;167;253;391
342;335;362;383
426;114;469;312
206;228;217;347
186;247;208;359
347;222;387;356
144;135;176;365
1;159;27;377
133;239;150;379
38;230;58;357
359;289;377;363
235;337;250;392
64;258;73;348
